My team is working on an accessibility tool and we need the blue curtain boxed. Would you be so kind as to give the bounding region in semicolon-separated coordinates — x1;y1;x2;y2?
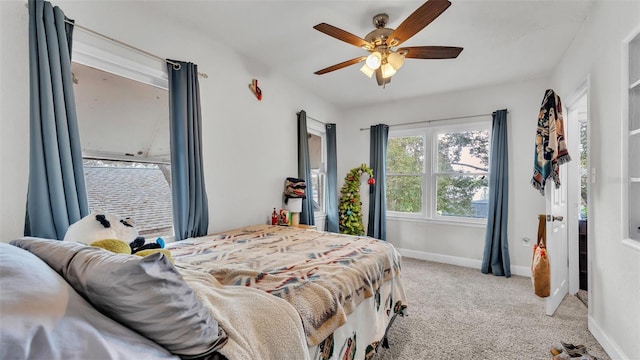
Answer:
297;111;315;226
325;123;338;232
167;61;209;240
481;109;511;277
368;124;388;240
25;0;89;240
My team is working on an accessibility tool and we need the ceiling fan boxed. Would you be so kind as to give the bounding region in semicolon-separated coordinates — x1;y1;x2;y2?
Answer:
313;0;463;87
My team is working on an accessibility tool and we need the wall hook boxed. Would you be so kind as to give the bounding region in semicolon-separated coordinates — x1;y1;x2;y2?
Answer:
249;79;262;101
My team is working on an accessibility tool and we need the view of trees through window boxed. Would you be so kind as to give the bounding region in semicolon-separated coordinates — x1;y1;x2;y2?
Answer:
387;126;490;219
579;120;588;219
387;136;424;213
436;130;489;218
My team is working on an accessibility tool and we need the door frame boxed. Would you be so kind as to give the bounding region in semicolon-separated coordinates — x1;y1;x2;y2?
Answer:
565;77;591;298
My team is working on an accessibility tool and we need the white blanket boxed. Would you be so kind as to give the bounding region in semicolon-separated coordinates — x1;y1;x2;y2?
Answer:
178;268;310;360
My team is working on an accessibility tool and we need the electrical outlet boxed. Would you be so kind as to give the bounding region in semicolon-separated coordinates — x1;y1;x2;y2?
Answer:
522;237;531;246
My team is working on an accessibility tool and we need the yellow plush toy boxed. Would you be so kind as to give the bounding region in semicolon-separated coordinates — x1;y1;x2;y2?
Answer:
90;239;132;254
90;239;174;264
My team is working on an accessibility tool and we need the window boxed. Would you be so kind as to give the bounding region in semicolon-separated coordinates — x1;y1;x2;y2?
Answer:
73;62;174;239
83;159;173;238
387;135;425;213
386;122;491;222
307;122;326;214
435;128;490;218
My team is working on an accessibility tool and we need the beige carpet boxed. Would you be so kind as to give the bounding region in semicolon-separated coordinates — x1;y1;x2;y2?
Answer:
378;257;609;360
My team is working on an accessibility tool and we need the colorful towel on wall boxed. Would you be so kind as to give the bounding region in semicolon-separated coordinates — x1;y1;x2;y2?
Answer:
531;89;571;195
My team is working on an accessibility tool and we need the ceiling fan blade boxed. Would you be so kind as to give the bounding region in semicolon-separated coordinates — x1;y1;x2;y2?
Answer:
386;0;451;47
314;56;367;75
314;23;373;50
399;46;463;59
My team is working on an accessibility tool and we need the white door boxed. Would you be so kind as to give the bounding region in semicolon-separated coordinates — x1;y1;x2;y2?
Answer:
545;164;569;316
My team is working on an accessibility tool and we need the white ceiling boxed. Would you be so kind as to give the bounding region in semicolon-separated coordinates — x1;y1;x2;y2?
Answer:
146;0;594;110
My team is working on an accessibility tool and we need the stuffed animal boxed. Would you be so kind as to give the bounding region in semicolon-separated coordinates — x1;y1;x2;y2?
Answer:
65;213;173;263
128;236;166;254
64;213;140;244
90;238;132;254
90;238;174;264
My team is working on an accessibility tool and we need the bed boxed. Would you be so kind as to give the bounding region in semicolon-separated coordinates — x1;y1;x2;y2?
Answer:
169;224;408;360
1;224;407;360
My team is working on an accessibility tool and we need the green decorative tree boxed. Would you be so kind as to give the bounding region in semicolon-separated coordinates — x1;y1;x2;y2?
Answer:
339;164;375;235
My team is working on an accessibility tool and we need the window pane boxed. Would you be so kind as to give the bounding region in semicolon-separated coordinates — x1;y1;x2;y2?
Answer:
310;170;325;212
579;120;588;219
308;133;322;169
437;130;489;173
387;136;424;174
436;175;489;218
84;159;174;238
387;175;422;213
308;132;324;213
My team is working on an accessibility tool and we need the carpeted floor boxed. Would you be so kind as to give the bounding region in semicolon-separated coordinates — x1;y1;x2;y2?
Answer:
377;257;609;360
577;289;588;307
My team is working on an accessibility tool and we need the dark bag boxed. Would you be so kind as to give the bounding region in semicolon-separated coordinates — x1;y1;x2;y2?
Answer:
532;214;550;298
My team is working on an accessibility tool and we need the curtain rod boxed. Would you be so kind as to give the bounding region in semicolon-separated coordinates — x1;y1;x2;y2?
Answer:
298;112;331;125
358;112;505;131
65;19;209;79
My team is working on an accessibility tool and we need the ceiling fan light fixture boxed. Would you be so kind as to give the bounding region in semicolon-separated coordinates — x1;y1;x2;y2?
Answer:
312;0;464;87
360;64;375;78
365;52;382;70
387;51;405;70
381;62;397;78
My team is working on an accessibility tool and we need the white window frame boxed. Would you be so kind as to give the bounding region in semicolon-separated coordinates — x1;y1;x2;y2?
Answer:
72;29;168;90
386;119;491;225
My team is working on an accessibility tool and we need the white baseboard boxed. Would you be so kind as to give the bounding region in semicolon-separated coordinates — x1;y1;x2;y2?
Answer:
588;315;628;360
397;247;531;278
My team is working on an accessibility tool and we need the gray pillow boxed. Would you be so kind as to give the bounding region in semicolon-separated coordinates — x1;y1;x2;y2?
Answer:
0;243;179;360
10;238;227;359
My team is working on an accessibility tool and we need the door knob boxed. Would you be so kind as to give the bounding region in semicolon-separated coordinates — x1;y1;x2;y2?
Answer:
546;215;564;222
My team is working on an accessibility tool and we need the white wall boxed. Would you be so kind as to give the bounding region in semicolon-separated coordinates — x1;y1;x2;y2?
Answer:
0;0;340;241
551;1;640;358
337;77;550;275
0;1;30;242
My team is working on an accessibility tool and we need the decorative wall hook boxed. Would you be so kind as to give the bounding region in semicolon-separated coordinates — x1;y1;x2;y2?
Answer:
249;79;262;101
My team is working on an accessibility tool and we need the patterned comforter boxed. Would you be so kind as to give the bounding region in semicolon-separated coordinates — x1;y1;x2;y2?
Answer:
168;224;404;346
